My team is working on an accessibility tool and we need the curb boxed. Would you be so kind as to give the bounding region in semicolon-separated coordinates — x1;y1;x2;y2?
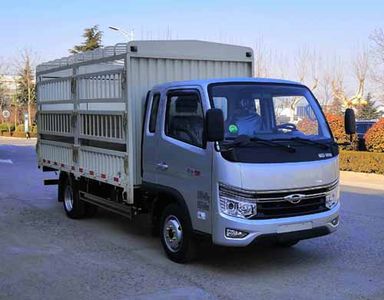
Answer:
0;136;37;140
340;171;384;191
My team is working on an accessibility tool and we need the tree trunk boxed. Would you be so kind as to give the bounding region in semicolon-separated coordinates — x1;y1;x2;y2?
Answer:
14;105;18;128
27;81;31;130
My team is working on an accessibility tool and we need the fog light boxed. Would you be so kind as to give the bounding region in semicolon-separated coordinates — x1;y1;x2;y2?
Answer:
330;216;339;226
225;228;248;239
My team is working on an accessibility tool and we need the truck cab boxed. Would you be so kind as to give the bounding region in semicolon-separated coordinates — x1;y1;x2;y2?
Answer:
143;78;349;262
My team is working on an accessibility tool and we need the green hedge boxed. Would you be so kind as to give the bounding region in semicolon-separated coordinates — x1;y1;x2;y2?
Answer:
0;123;15;132
340;150;384;175
0;123;38;137
0;131;37;138
15;124;24;132
365;118;384;153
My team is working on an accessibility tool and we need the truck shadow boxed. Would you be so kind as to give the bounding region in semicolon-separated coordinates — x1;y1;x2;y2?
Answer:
194;241;325;270
92;209;330;271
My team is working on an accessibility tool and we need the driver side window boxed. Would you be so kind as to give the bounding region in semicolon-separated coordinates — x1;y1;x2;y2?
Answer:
165;92;204;148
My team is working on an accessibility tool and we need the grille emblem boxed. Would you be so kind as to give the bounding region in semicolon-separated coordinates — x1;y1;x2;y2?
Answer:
284;194;306;204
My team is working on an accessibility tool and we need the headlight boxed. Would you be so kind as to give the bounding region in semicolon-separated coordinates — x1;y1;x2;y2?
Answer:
325;185;340;209
219;184;257;219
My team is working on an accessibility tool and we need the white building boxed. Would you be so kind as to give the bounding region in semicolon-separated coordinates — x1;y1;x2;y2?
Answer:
0;74;19;99
377;104;384;118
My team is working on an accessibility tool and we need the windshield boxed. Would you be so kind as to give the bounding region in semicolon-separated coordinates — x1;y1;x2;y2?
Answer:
209;83;331;141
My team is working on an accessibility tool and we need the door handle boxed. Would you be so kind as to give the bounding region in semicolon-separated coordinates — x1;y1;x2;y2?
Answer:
156;162;168;170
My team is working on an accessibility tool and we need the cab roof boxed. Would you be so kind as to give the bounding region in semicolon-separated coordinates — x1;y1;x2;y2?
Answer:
152;77;304;91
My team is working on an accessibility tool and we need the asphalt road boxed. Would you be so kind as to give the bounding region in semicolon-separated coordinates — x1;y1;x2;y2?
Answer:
0;142;383;300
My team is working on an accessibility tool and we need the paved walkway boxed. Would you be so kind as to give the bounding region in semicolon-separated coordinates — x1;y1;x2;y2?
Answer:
340;171;384;191
0;136;36;146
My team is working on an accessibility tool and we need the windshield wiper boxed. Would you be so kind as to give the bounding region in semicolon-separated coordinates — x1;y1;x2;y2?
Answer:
221;135;296;153
250;137;296;153
277;137;330;149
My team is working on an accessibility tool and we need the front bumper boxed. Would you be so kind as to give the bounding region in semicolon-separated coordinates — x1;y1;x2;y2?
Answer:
212;203;340;246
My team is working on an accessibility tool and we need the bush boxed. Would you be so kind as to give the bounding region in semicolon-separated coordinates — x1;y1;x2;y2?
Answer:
1;131;13;137
297;118;318;135
325;114;358;150
15;124;25;132
339;150;384;174
0;123;15;132
365;118;384;153
14;124;37;134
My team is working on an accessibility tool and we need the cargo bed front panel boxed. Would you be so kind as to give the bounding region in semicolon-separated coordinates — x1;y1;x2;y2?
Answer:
129;57;252;185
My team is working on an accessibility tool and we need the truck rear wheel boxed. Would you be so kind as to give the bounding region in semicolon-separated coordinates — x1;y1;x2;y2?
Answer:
160;203;197;263
61;176;86;219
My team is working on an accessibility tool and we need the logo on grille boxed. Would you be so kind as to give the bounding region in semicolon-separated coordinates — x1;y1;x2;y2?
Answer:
284;194;306;204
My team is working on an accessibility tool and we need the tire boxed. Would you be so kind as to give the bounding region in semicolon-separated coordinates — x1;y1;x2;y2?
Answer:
61;175;86;219
160;203;197;263
275;239;300;247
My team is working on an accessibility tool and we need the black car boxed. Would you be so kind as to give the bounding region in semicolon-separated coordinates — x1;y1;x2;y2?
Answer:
356;120;377;150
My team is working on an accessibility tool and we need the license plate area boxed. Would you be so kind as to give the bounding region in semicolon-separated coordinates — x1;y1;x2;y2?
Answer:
277;222;313;233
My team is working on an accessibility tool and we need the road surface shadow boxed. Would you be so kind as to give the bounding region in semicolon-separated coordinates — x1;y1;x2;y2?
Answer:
85;208;332;271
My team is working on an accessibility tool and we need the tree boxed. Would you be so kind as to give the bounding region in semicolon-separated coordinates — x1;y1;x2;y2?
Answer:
319;65;333;107
288;48;319;121
330;66;346;115
0;76;7;111
253;38;270;77
0;60;11;122
328;97;344;116
356;93;381;119
70;25;103;54
350;48;369;107
16;51;35;128
370;28;384;94
329;48;370;112
294;47;319;90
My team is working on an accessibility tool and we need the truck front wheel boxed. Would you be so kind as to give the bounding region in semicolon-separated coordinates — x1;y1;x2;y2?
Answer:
160;203;197;263
61;176;86;219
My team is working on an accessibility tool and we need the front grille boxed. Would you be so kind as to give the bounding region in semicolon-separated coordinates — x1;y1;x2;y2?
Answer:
252;196;327;219
219;180;337;220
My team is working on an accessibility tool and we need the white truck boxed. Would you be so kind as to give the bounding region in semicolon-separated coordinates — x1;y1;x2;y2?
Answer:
36;40;355;263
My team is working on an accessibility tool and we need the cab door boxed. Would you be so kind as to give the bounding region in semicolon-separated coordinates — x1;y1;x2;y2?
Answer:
156;88;212;233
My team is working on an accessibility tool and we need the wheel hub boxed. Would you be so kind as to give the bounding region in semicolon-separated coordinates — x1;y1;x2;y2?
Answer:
64;185;74;211
163;215;183;252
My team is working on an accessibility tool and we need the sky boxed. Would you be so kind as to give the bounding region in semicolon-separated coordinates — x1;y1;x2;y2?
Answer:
0;0;383;92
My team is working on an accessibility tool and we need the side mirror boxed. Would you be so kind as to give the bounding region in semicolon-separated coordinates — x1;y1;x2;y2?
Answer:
344;108;356;135
206;108;224;142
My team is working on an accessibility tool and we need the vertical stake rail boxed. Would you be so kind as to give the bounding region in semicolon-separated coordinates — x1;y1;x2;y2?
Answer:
72;67;80;171
36;76;42;160
123;54;133;204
